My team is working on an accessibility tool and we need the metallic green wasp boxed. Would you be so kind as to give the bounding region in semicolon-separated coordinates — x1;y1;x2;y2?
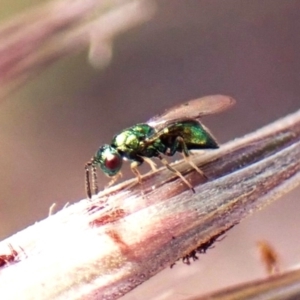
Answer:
85;95;235;198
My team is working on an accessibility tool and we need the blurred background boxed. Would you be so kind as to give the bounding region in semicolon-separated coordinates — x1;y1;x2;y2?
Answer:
0;0;300;299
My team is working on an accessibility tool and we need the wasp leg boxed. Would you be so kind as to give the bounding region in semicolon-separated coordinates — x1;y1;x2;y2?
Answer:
169;136;207;179
130;160;143;183
157;154;195;193
140;156;158;171
183;153;207;179
107;172;123;187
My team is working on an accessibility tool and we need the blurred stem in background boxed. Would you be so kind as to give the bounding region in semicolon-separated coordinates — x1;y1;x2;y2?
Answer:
0;0;156;99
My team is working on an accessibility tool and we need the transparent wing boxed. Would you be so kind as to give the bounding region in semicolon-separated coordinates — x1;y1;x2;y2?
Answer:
147;95;236;129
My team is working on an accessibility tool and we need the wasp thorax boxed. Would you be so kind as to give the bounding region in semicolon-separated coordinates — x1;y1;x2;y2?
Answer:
96;145;122;176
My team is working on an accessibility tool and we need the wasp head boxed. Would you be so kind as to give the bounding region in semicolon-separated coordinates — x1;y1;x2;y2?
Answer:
95;144;123;176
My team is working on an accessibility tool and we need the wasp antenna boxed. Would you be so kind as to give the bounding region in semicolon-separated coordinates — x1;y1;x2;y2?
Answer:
85;161;93;199
91;164;98;196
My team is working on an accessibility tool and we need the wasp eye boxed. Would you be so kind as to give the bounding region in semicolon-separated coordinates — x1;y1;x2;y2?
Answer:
104;153;122;171
96;145;122;176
